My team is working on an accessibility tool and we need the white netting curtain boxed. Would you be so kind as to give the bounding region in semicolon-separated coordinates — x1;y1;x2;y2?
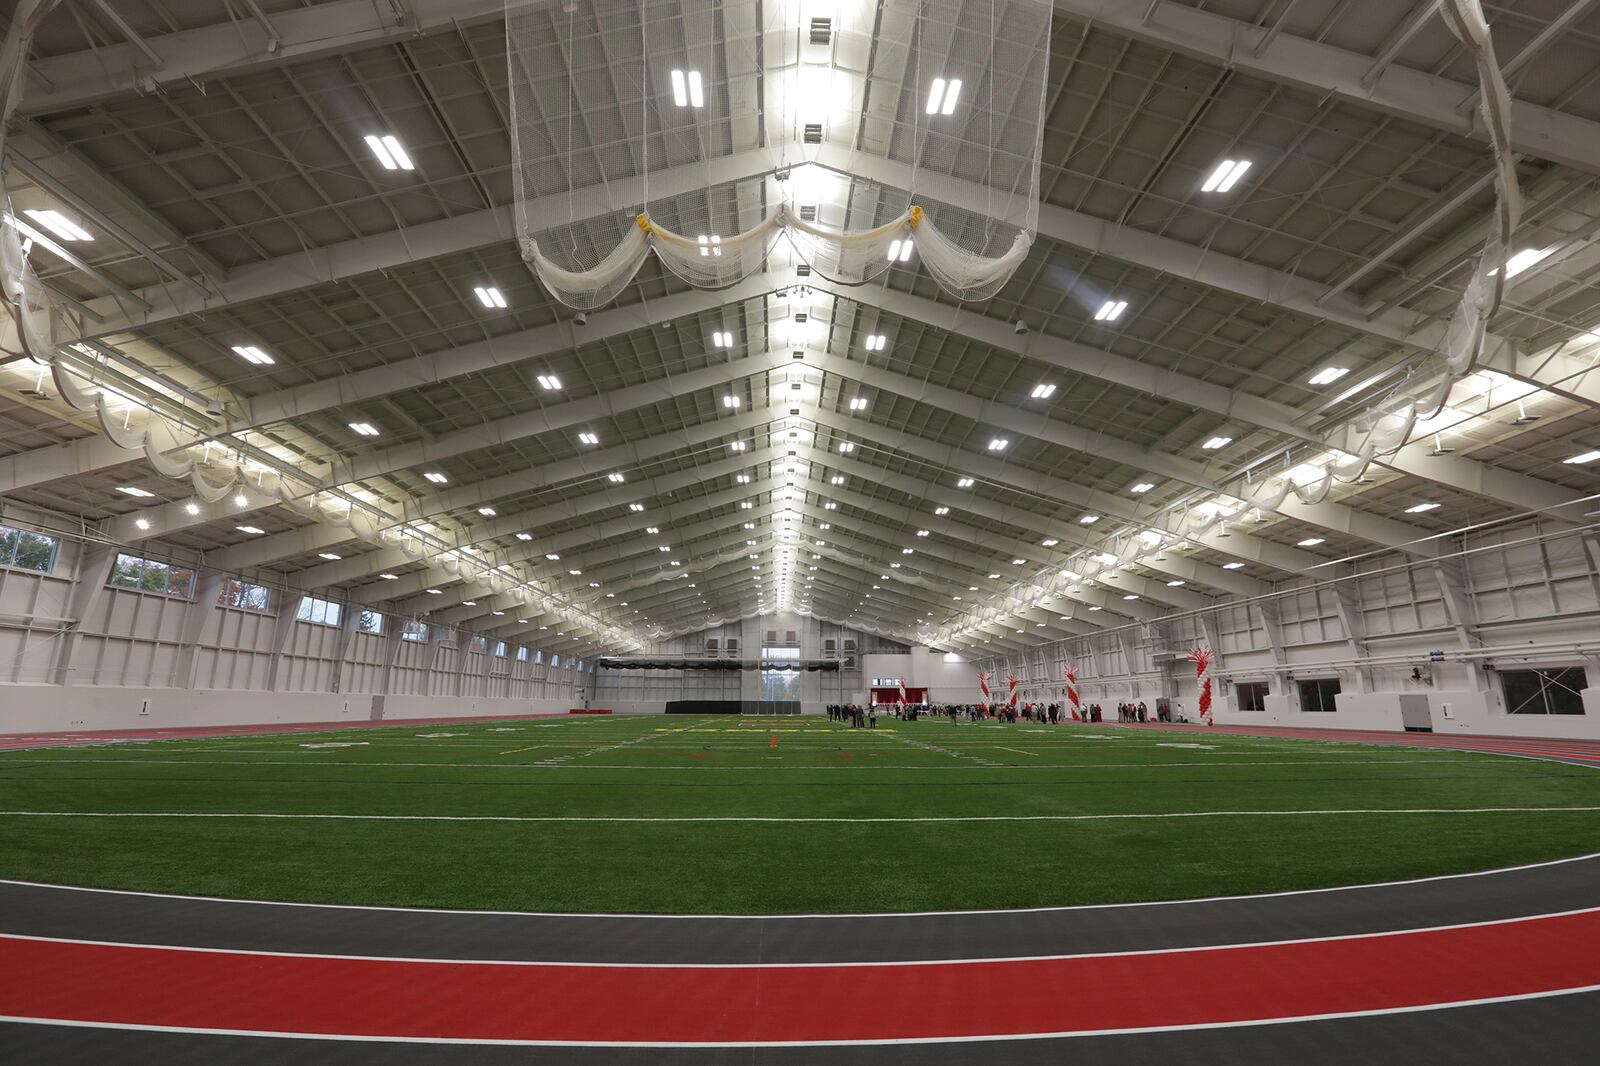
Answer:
506;0;1053;309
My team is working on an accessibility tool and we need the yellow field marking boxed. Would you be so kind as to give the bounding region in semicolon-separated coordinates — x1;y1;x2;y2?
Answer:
497;745;547;756
995;746;1038;757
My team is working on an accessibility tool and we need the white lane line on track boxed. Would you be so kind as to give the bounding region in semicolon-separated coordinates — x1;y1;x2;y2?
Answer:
3;807;1599;823
6;985;1600;1047
5;850;1597;920
6;903;1600;967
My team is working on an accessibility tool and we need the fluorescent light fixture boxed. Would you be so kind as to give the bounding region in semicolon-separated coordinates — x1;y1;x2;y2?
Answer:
1222;561;1245;570
1042;538;1059;547
1308;367;1350;386
736;474;751;483
670;68;704;108
425;588;443;595
1201;158;1251;193
1166;579;1186;587
849;397;868;411
475;507;497;517
1405;502;1442;513
536;375;561;390
864;334;888;351
232;345;273;365
318;552;342;561
987;438;1009;452
578;432;599;445
23;208;93;241
116;486;156;498
379;573;399;580
1130;482;1155;494
1122;594;1138;601
1079;514;1100;524
740;501;753;509
887;238;914;262
569;568;583;576
924;77;962;115
1564;450;1600;464
838;441;854;453
516;532;533;540
915;529;930;537
1031;383;1056;399
349;421;380;436
1012;558;1026;565
646;526;660;534
697;234;722;258
545;553;560;560
1202;436;1232;450
363;134;414;171
422;471;448;484
473;286;507;309
824;501;838;510
185;502;200;516
729;440;747;452
957;477;975;488
934;506;949;515
1093;299;1128;322
629;503;645;512
1499;247;1553;278
607;472;625;483
236;525;265;535
711;330;732;348
830;475;846;485
134;518;150;531
722;395;741;408
1298;537;1325;547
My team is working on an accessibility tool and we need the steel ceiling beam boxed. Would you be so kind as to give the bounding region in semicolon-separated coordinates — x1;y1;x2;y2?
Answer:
1053;0;1600;178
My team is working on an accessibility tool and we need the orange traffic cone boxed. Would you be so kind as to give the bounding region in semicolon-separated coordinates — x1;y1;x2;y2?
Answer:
770;735;778;749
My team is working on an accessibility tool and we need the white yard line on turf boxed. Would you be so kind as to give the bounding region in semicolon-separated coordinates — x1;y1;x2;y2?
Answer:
3;807;1598;824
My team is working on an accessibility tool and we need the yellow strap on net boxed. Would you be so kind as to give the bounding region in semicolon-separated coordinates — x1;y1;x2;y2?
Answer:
635;212;653;235
908;205;923;229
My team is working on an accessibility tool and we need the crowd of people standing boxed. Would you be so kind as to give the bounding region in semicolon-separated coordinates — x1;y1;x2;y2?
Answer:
822;701;1179;725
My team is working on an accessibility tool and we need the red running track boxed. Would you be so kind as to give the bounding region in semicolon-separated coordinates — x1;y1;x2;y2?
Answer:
1129;721;1600;766
5;910;1600;1044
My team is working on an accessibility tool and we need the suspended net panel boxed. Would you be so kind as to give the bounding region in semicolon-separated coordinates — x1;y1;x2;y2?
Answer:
508;0;1052;309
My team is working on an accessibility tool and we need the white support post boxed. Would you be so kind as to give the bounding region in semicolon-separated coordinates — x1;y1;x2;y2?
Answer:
52;542;117;687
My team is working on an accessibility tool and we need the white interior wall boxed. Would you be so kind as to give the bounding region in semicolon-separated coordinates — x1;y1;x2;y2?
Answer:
0;506;595;734
976;520;1600;738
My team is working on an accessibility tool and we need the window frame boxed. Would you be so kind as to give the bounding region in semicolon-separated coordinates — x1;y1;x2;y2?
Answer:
217;577;271;612
0;523;60;574
295;596;343;627
1502;667;1588;715
1235;681;1270;712
1298;677;1341;713
109;552;196;599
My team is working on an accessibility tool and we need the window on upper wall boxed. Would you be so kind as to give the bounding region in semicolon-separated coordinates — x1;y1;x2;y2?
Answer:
401;620;430;642
494;641;508;658
1503;668;1587;715
1298;678;1341;712
296;596;342;626
218;578;271;612
357;609;384;635
0;523;59;574
552;654;561;667
516;645;528;662
1236;681;1269;712
110;552;196;599
469;635;487;654
533;649;544;664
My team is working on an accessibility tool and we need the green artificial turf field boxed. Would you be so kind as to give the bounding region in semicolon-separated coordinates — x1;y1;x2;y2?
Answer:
3;714;1600;914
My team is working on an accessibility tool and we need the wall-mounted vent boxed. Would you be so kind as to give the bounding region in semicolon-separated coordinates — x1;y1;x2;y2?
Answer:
798;205;817;222
766;629;778;643
726;638;739;654
785;629;798;643
794;312;808;323
824;639;837;653
803;123;823;144
706;638;718;652
809;17;832;44
796;263;812;276
843;639;857;652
